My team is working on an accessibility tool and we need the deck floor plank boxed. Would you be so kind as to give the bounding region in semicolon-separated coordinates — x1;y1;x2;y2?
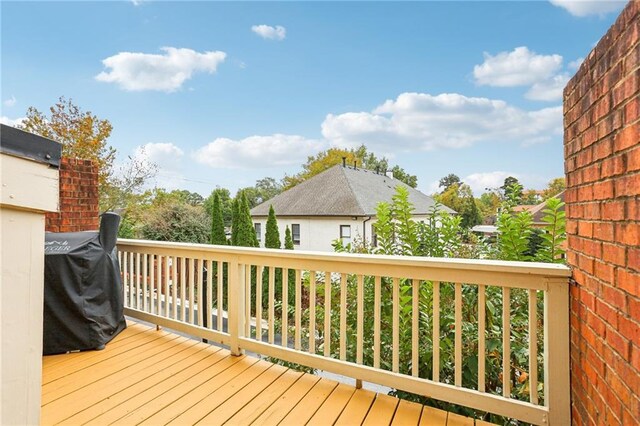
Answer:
420;406;449;426
41;337;204;424
363;393;401;426
162;360;274;425
42;327;169;385
60;347;232;425
307;382;357;425
251;373;322;425
446;411;475;425
102;353;252;425
41;323;151;374
224;369;304;425
41;323;490;426
334;388;377;426
197;364;291;424
279;378;340;424
42;331;180;404
391;399;424;425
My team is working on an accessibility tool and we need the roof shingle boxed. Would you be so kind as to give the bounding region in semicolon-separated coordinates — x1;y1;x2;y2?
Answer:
250;165;455;217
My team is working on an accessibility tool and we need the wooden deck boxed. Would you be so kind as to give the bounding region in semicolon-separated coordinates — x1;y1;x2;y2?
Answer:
42;322;492;425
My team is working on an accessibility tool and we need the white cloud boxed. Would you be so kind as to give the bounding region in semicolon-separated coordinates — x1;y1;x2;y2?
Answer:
95;47;226;92
321;92;562;153
568;57;584;70
463;171;519;195
549;0;625;17
526;73;571;101
131;142;185;190
134;142;184;170
251;25;286;41
194;134;325;169
3;96;16;107
0;116;25;127
473;46;563;87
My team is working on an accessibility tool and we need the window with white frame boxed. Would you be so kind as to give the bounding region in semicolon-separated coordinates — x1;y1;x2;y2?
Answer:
254;223;261;243
291;224;301;245
340;225;351;246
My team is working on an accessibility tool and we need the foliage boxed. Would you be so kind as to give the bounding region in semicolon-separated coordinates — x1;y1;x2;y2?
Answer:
204;188;233;226
18;97;155;214
438;173;461;191
478;192;501;222
236;177;284;209
282;145;417;189
541;177;566;201
435;183;482;229
501;176;522;204
270;185;567;423
231;198;240;245
100;147;158;213
140;202;210;243
496;183;533;261
534;197;566;263
264;205;281;249
233;192;259;248
169;190;204;206
210;192;227;245
284;226;294;250
20;97;116;187
521;189;541;205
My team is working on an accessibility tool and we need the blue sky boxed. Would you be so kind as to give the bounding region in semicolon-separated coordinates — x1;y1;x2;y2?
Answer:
1;1;625;197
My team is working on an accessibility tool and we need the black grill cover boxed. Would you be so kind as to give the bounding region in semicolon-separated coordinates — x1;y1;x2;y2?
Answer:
43;213;126;355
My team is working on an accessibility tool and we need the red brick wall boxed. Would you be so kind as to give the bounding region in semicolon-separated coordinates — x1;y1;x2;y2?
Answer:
564;1;639;424
45;157;100;233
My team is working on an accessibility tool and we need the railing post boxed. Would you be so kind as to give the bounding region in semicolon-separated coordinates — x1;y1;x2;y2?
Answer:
228;259;245;356
544;277;570;425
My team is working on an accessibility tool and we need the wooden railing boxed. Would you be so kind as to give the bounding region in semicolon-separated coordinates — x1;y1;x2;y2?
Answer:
117;239;571;425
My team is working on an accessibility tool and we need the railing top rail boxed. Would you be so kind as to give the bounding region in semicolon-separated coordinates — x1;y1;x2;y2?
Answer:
117;238;571;278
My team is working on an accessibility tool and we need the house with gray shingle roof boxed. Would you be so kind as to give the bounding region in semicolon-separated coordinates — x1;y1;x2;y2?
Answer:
250;164;455;252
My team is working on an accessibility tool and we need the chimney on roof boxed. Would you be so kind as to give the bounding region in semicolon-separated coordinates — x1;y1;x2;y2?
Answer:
353;161;357;170
386;170;394;179
342;157;346;167
375;167;379;174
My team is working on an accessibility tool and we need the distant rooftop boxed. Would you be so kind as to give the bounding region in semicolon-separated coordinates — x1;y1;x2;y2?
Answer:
251;164;455;217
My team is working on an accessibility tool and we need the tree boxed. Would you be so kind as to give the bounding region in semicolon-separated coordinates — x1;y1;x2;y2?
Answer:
283;145;417;189
264;205;281;249
521;189;541;205
255;177;283;204
284;226;294;250
541;177;566;200
210;192;227;245
19;97;159;214
478;191;501;222
460;192;482;229
171;190;204;206
501;176;522;203
20;97;116;187
233;192;259;247
434;183;481;229
231;198;240;246
140;202;210;243
101;147;157;218
204;188;233;226
438;174;461;192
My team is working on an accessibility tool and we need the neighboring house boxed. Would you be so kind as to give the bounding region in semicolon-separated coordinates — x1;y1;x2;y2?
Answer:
514;191;566;228
250;164;455;252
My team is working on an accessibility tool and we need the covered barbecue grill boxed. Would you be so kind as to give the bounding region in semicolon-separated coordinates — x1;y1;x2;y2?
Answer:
43;212;126;355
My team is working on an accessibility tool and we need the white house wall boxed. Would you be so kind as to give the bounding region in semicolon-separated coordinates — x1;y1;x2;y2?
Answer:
252;214;432;253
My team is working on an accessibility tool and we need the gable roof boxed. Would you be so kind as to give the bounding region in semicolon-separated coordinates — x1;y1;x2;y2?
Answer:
529;191;565;224
251;164;455;217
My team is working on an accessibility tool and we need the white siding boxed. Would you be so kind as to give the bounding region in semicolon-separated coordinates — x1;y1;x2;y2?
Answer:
1;152;59;425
